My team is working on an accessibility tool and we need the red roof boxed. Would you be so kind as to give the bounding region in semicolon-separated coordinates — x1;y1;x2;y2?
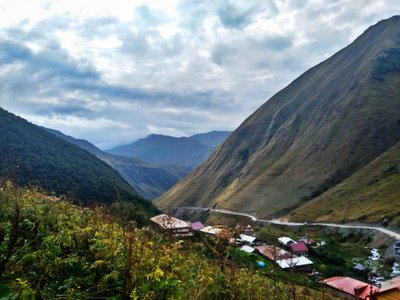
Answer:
322;276;379;299
290;242;308;253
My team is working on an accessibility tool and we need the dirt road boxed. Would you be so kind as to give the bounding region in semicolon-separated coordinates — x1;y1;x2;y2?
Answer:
172;206;400;240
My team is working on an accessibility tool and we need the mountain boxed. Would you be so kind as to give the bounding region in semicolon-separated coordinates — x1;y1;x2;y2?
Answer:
156;16;400;225
189;131;232;148
289;141;400;225
43;128;189;200
0;107;157;216
106;131;231;169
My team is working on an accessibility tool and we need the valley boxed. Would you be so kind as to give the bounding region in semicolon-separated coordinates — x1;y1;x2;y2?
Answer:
166;206;400;240
43;127;191;200
0;5;399;299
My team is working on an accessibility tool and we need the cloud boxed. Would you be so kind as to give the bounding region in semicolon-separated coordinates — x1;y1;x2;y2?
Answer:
216;1;277;30
0;0;399;148
216;2;259;29
0;40;32;63
211;43;237;66
257;36;293;52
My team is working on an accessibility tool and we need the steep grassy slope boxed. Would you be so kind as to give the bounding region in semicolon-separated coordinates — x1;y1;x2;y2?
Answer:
44;128;189;200
107;131;230;169
0;108;157;215
156;16;400;221
289;141;400;225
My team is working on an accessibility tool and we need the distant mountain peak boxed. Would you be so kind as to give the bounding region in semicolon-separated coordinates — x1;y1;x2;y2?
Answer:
107;131;231;169
43;126;190;200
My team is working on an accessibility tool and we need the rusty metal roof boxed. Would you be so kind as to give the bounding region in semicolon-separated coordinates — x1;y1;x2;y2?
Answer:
322;276;379;299
150;214;190;229
255;245;295;261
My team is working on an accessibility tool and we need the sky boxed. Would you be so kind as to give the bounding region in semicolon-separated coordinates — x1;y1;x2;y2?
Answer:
0;0;399;149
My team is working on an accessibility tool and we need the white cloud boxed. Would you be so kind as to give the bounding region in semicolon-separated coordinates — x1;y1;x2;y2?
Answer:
0;0;399;148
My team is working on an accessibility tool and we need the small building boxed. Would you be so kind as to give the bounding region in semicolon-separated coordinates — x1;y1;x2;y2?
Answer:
199;225;224;235
199;225;232;240
190;221;205;231
290;242;309;256
240;245;255;253
255;245;295;261
278;237;296;246
370;285;400;300
239;234;256;244
244;224;255;236
321;276;379;300
150;214;192;237
298;238;317;246
235;224;256;237
276;256;314;272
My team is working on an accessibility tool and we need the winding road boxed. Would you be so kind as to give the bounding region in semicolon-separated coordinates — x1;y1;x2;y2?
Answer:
171;206;400;240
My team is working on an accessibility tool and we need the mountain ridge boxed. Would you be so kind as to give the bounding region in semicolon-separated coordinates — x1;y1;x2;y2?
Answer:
106;131;231;169
156;16;400;225
43;127;189;200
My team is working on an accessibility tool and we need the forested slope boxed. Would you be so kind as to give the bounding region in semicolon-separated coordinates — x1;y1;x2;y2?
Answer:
0;107;157;217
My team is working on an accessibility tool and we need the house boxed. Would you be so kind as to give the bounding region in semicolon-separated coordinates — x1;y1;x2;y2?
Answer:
298;238;317;246
244;224;255;236
278;237;296;246
276;256;314;272
255;245;295;261
370;285;400;300
321;276;379;300
150;214;192;237
199;225;224;235
190;221;205;231
238;234;256;244
235;224;255;237
240;245;255;253
290;242;309;256
199;225;232;239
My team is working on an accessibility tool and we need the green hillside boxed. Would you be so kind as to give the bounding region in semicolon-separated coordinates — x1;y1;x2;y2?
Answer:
156;16;400;223
44;127;189;200
0;107;157;218
289;141;400;225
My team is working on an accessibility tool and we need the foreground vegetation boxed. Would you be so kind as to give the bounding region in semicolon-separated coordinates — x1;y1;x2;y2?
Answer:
0;183;340;299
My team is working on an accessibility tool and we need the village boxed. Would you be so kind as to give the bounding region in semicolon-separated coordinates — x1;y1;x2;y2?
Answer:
150;213;400;300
